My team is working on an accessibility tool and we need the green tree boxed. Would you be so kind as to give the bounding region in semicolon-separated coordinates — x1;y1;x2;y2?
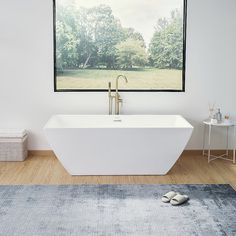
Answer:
56;3;148;70
149;9;183;69
76;7;97;68
76;5;124;68
116;39;148;69
122;28;146;48
56;4;79;70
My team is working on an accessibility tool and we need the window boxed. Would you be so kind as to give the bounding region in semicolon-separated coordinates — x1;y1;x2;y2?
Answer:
54;0;187;92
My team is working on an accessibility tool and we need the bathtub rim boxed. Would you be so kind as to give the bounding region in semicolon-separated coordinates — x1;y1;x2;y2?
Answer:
44;114;193;130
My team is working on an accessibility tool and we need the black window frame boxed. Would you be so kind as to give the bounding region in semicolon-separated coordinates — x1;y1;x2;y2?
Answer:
53;0;187;92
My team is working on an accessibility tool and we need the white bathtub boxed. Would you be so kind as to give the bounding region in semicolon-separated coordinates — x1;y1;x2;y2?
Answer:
44;115;193;175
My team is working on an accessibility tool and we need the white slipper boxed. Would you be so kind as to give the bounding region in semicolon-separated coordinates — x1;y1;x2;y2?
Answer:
170;194;189;206
161;191;178;203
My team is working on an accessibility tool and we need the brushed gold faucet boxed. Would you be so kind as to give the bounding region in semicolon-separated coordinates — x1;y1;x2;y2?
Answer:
108;75;128;115
115;75;128;115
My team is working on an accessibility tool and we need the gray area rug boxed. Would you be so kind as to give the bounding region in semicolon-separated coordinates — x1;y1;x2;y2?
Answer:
0;184;235;236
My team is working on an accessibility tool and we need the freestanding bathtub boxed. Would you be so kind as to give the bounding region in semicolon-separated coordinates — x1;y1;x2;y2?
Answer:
44;115;193;175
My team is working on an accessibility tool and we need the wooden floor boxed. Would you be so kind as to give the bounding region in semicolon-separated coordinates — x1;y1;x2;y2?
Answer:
0;152;235;188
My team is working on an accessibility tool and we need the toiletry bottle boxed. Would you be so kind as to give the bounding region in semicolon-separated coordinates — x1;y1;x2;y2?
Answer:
215;109;222;123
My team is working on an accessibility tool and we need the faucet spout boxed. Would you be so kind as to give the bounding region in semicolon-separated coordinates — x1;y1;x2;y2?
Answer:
116;75;128;93
115;75;128;115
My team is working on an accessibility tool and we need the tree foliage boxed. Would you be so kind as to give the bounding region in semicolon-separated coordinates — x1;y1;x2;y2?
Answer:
116;39;148;69
56;4;183;71
76;5;124;68
56;4;79;69
149;10;183;69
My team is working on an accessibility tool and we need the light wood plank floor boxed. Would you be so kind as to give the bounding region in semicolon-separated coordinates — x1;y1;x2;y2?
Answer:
0;152;235;188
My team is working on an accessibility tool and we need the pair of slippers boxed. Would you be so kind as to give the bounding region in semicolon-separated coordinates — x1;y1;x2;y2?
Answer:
162;191;189;206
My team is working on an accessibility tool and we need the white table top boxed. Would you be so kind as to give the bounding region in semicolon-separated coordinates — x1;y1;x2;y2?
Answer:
203;120;235;127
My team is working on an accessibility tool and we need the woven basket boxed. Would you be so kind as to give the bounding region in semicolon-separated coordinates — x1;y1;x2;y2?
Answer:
0;130;28;161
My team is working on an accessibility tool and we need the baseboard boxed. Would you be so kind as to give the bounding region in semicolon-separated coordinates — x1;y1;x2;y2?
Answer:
28;150;55;157
184;150;235;156
28;149;233;157
183;150;202;155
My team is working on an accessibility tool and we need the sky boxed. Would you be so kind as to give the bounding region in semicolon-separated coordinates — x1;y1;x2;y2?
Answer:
58;0;183;46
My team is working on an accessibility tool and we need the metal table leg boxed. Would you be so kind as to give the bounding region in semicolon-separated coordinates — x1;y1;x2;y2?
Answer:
208;124;212;163
226;126;229;156
202;124;206;156
233;125;235;164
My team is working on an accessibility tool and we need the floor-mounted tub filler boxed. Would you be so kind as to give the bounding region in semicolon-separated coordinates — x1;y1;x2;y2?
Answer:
44;115;193;175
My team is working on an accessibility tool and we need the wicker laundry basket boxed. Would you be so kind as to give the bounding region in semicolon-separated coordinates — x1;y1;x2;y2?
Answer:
0;129;28;161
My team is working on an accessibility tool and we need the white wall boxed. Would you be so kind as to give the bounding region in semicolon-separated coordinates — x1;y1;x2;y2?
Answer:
0;0;236;150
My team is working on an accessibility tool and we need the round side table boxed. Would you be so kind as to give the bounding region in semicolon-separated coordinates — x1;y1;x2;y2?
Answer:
202;120;235;163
